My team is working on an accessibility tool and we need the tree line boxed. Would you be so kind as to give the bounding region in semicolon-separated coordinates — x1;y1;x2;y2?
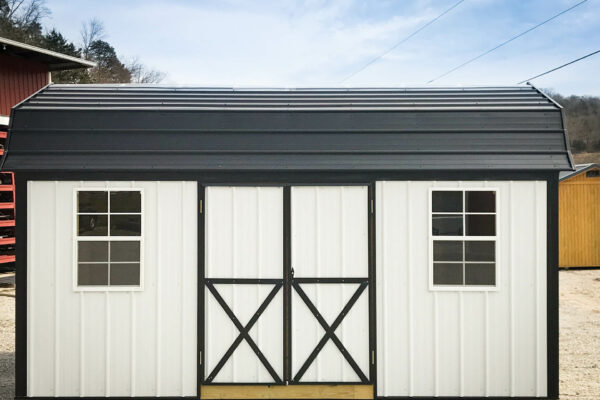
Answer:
0;0;165;83
547;92;600;154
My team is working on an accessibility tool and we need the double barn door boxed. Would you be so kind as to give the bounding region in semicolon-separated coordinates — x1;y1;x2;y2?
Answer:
202;185;373;385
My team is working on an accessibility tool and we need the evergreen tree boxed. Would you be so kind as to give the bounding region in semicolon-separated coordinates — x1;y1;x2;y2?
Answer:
87;40;131;83
42;29;91;83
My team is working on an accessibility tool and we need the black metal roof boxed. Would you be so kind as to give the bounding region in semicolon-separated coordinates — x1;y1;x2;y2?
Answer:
1;84;574;172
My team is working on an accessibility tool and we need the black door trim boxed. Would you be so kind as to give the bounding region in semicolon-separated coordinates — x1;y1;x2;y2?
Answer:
200;184;375;388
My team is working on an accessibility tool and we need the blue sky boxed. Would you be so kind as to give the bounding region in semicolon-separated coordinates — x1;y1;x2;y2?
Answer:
43;0;600;95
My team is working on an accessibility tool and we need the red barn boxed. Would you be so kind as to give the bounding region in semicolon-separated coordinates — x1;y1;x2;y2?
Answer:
0;36;94;271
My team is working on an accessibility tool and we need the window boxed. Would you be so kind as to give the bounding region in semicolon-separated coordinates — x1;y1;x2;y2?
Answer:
430;189;497;289
75;189;143;289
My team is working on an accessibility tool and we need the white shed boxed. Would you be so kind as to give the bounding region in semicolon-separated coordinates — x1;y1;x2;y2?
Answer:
2;84;572;400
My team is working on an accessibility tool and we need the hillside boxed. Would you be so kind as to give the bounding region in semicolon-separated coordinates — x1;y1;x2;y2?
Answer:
548;92;600;163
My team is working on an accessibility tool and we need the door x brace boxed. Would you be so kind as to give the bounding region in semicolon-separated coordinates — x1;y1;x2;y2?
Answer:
205;282;283;383
292;281;369;383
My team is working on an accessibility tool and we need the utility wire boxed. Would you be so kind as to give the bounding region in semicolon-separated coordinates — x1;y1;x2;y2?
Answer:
427;0;588;84
340;0;466;83
517;49;600;84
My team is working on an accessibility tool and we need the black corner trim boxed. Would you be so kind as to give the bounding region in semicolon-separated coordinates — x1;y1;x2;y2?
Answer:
15;176;27;397
546;174;559;399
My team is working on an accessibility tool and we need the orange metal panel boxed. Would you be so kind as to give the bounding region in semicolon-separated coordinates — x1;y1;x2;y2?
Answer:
0;237;15;245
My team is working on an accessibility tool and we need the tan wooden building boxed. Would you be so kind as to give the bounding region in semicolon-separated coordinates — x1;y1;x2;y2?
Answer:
559;163;600;268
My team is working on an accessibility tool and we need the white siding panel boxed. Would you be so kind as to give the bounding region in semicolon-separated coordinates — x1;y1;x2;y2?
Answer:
536;181;548;396
134;182;158;396
55;182;81;396
487;182;512;396
108;293;132;396
82;293;106;396
291;186;367;278
27;181;56;396
204;186;283;383
290;186;370;383
27;181;197;397
408;182;435;396
206;187;282;279
462;292;486;396
376;180;547;398
436;292;460;396
375;182;410;396
512;182;538;396
158;182;184;395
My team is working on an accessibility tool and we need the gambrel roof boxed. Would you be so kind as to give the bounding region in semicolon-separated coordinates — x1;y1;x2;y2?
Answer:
1;84;574;172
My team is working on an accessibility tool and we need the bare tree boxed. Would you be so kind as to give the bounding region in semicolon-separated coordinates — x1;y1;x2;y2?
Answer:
1;0;49;28
126;57;166;84
80;18;105;60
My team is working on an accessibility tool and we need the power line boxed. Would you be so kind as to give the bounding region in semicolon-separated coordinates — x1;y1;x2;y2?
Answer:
517;49;600;84
340;0;466;83
426;0;588;84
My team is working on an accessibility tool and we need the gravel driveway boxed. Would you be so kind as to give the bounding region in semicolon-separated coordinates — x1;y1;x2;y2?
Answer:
559;269;600;399
0;287;14;400
0;270;599;399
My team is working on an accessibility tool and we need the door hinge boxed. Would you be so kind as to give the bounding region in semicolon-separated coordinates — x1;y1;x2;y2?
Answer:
199;199;203;214
370;199;374;214
199;351;202;365
371;350;375;365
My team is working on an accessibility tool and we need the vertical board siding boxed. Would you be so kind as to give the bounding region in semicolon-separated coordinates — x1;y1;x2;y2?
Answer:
204;187;283;383
290;186;369;383
376;180;546;398
0;54;49;116
559;170;600;267
27;181;197;397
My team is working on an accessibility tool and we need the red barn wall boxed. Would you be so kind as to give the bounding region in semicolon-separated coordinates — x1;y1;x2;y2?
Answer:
0;53;49;116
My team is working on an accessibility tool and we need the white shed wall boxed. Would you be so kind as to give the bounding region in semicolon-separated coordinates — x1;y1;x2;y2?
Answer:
27;181;198;397
376;180;547;397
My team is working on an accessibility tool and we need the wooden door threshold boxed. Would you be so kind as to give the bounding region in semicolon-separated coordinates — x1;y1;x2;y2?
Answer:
200;384;374;399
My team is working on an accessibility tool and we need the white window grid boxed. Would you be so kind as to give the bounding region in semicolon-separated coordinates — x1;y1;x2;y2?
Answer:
73;188;144;291
428;187;498;292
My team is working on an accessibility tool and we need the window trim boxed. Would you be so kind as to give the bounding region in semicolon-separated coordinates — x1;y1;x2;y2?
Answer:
428;187;499;292
73;187;145;292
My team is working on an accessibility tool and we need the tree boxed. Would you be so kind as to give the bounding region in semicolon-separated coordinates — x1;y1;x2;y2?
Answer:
126;57;166;83
1;6;165;86
80;18;105;60
0;0;48;44
546;90;600;154
87;39;131;83
42;29;91;83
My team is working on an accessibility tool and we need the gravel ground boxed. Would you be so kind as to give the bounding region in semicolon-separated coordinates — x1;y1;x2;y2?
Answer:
0;270;598;399
559;269;600;399
0;287;14;400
